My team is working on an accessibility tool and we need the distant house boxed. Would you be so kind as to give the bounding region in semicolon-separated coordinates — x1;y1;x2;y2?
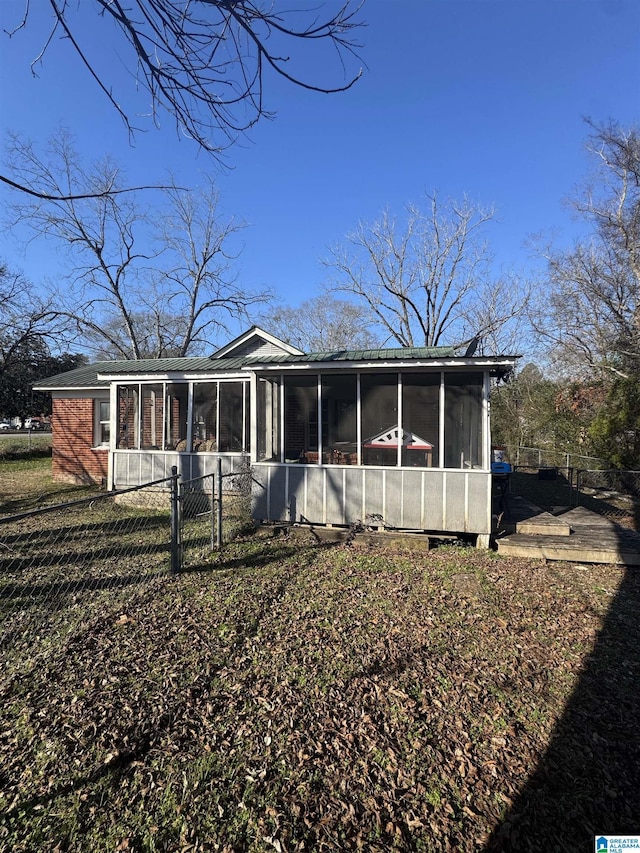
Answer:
34;327;517;545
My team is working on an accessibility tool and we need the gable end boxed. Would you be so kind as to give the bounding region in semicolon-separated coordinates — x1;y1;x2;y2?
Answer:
212;326;303;359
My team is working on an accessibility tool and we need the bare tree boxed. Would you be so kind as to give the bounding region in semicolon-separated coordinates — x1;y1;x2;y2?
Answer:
6;131;271;358
0;262;69;377
325;193;527;352
4;1;363;155
535;120;640;380
259;293;379;352
151;177;271;357
463;273;531;356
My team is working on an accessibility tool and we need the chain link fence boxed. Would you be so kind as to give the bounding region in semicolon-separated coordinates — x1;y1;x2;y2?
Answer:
0;466;254;675
0;476;176;675
576;469;640;500
504;445;605;473
504;463;640;523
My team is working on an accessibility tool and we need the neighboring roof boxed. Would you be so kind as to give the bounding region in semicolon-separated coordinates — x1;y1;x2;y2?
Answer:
364;427;434;450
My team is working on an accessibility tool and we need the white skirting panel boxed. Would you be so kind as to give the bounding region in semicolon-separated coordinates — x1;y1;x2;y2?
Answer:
112;451;250;490
251;464;492;535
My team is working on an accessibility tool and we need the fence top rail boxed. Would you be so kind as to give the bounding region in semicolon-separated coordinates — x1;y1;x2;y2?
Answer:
181;472;216;488
180;468;249;489
577;469;640;475
513;464;573;472
0;474;176;525
515;445;604;458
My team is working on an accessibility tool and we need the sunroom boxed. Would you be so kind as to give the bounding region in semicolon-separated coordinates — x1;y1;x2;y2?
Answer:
254;371;484;468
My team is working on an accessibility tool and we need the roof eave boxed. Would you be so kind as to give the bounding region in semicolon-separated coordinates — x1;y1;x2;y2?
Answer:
243;356;520;372
96;370;249;382
32;383;107;392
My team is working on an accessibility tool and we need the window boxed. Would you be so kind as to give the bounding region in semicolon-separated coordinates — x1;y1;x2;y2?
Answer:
141;384;163;449
117;385;139;449
165;384;189;450
219;382;245;451
95;399;110;447
253;369;487;468
322;374;357;463
244;382;251;453
361;373;399;466
192;383;217;450
116;380;251;453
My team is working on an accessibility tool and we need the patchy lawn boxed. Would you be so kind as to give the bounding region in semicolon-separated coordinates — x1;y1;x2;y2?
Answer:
1;528;638;852
0;434;52;463
0;456;100;515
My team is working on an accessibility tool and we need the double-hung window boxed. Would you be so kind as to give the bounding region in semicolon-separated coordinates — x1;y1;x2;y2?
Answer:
95;400;110;447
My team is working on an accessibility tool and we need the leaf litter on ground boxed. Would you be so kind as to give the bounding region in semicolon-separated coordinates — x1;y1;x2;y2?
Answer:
1;530;639;852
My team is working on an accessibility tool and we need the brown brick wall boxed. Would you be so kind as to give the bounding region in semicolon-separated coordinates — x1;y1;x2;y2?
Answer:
51;397;108;485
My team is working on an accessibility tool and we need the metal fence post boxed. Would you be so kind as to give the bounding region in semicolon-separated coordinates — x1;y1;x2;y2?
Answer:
567;466;574;505
170;465;182;573
210;472;216;551
216;457;223;550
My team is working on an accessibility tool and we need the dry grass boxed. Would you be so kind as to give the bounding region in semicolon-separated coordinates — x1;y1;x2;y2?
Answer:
0;455;100;515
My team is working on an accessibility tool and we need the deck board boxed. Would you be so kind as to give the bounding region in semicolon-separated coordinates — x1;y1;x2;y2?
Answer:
496;506;640;565
516;511;572;536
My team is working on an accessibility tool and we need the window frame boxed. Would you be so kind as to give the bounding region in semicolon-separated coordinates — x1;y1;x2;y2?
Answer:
94;398;111;448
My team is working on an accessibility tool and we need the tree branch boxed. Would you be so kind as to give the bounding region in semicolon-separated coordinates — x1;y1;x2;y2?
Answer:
0;172;184;201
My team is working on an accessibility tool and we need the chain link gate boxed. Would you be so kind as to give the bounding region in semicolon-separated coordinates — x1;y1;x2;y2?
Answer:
176;460;254;570
177;461;223;571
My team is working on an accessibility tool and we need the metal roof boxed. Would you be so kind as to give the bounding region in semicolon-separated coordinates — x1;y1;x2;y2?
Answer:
34;356;252;388
33;362;115;390
33;344;516;391
97;356;250;376
253;345;457;363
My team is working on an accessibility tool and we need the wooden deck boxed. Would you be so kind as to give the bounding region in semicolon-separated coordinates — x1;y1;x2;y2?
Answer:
496;504;640;565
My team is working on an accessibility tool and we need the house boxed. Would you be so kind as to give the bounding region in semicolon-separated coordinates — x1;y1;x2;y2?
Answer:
34;327;517;545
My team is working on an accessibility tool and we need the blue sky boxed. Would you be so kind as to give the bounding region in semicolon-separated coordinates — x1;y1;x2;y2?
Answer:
1;0;639;345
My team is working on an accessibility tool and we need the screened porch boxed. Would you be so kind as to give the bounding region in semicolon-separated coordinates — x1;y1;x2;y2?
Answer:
254;370;489;470
251;368;494;538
